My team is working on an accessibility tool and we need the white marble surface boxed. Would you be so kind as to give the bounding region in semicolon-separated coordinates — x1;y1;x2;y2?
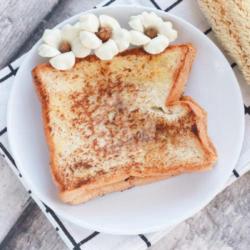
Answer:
0;0;249;249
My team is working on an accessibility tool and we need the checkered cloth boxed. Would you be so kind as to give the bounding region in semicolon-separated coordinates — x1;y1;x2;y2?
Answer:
1;0;250;249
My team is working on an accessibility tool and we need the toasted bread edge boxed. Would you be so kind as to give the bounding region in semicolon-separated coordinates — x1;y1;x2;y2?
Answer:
166;44;196;104
32;66;64;191
60;153;215;205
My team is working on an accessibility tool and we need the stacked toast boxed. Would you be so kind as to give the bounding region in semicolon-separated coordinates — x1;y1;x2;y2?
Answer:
33;44;217;204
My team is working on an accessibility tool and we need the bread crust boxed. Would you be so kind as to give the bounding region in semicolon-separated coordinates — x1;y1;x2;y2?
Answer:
32;67;63;190
32;45;217;205
60;161;212;205
166;44;196;104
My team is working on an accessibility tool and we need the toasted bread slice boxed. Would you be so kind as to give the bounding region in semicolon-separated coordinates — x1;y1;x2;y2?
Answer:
33;45;217;204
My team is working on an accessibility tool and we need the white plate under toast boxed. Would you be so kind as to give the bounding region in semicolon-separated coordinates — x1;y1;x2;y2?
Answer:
7;6;244;234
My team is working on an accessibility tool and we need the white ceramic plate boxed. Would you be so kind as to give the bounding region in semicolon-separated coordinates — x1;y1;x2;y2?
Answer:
8;6;244;234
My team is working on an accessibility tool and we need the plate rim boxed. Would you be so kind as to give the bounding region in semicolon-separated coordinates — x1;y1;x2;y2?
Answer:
7;5;245;234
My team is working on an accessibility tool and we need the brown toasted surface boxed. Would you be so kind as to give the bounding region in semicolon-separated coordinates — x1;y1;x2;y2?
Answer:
59;97;217;204
33;45;217;204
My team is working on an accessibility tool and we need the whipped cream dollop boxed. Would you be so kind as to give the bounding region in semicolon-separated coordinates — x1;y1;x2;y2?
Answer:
129;12;177;54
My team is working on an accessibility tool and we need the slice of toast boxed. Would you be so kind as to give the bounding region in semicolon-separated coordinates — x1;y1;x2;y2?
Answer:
33;44;217;204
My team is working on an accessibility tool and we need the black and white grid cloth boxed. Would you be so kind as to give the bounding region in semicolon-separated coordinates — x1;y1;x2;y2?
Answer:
1;0;250;249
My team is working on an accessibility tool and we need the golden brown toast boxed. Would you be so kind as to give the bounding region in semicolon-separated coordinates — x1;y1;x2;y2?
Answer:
33;45;217;204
